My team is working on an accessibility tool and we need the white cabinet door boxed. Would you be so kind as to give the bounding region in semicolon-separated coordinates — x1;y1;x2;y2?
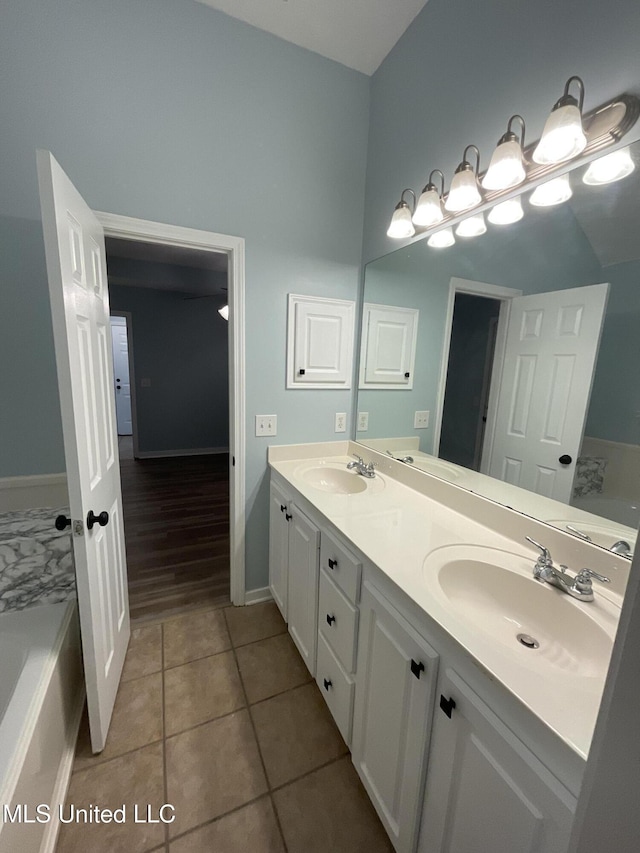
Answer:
484;283;609;501
287;294;355;388
418;668;576;853
352;581;439;853
268;481;291;619
287;504;320;674
359;303;419;389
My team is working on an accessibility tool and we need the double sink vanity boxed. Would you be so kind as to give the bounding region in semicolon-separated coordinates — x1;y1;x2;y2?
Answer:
268;440;628;853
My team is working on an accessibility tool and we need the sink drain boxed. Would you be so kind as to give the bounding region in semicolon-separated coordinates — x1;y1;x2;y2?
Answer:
517;633;540;649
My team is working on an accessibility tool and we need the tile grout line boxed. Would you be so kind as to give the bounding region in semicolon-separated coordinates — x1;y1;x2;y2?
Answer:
222;607;290;853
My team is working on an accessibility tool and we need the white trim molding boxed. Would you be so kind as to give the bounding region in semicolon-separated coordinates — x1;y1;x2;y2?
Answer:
243;586;273;605
0;473;68;511
135;447;230;459
96;212;247;606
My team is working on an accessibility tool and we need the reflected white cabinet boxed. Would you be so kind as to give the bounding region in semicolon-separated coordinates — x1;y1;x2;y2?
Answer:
287;505;320;674
418;668;576;853
268;480;291;619
359;303;419;389
287;294;355;388
352;581;439;853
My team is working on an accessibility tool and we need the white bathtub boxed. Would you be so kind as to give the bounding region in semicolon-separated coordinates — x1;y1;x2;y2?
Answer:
0;602;83;853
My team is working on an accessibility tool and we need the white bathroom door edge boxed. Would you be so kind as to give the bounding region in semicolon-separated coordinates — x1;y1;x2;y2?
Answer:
95;211;247;606
37;150;131;752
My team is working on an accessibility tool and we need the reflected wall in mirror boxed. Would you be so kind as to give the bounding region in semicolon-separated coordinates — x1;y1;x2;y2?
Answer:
356;141;640;556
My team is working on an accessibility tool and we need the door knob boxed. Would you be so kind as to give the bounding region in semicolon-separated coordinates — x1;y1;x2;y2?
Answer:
55;514;72;531
558;454;573;465
116;385;121;390
87;510;109;530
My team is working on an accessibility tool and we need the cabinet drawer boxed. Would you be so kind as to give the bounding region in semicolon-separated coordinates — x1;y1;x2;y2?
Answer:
316;632;355;746
320;530;361;603
318;569;358;673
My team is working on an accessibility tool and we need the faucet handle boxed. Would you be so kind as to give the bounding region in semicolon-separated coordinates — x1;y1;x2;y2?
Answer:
525;536;552;566
352;454;364;463
575;568;611;585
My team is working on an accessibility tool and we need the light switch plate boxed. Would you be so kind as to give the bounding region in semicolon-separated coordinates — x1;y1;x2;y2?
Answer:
335;412;347;433
256;415;277;436
357;412;369;431
414;410;429;429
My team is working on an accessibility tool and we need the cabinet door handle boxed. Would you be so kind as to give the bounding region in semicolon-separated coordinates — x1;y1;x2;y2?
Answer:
299;368;306;375
323;678;332;691
439;695;456;719
280;504;286;513
410;659;425;679
328;558;338;570
326;613;336;626
404;371;410;378
285;513;292;521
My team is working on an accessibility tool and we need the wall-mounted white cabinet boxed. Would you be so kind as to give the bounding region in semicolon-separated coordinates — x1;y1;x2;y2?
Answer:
359;303;419;389
418;668;575;853
287;294;355;389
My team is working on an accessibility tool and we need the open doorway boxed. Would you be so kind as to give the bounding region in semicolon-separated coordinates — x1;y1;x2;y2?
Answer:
105;237;231;621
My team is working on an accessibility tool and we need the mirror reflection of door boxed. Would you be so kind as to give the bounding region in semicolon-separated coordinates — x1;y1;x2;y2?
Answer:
110;315;133;436
439;294;501;471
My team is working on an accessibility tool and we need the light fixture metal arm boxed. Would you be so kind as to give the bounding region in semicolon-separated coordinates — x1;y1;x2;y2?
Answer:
462;144;480;174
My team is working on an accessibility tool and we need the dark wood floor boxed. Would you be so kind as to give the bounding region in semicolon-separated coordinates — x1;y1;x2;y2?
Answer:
118;437;231;623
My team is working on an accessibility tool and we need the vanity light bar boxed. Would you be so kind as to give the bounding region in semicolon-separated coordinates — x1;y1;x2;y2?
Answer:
387;85;640;240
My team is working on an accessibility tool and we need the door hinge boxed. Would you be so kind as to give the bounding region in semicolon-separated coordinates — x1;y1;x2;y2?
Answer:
410;659;425;679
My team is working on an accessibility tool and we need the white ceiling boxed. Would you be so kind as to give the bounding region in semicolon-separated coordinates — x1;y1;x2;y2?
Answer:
194;0;428;75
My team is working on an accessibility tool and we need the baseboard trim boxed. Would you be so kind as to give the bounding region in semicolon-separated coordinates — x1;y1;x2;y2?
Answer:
40;685;85;853
0;473;68;511
244;587;272;605
134;447;229;459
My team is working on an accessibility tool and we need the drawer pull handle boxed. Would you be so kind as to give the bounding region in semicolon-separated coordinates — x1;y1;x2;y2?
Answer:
328;558;338;570
439;695;456;719
410;659;425;679
323;678;332;691
326;613;336;626
285;513;292;521
280;504;286;513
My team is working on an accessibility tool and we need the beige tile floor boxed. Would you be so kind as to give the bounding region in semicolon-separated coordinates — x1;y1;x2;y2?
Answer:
56;601;392;853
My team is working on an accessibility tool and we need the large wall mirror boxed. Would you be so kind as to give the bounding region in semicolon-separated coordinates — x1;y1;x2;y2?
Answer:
355;139;640;557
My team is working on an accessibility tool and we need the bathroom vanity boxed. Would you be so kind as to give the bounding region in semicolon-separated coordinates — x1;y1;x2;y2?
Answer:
268;441;626;853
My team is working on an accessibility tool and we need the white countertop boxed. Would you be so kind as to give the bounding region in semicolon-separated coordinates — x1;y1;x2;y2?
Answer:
269;443;624;761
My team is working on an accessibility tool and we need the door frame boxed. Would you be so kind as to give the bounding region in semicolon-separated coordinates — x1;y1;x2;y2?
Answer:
110;311;138;450
96;211;246;606
433;277;522;465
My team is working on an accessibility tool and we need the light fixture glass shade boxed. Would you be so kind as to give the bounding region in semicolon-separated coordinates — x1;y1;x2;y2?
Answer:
413;188;444;227
488;197;524;225
529;174;573;207
387;203;415;239
456;213;486;237
482;139;526;190
532;104;587;164
583;147;635;185
445;168;482;212
218;304;229;321
427;227;455;248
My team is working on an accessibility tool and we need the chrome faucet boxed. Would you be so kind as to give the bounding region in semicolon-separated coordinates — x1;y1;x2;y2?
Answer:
347;455;376;478
525;536;610;602
385;450;414;464
611;539;633;558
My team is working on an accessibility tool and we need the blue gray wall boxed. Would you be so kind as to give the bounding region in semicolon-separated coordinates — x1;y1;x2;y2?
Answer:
363;0;640;264
109;284;229;454
0;0;369;591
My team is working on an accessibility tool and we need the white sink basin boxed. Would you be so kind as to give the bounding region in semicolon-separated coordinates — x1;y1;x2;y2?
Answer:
546;518;636;553
411;456;464;483
422;545;614;679
302;466;368;494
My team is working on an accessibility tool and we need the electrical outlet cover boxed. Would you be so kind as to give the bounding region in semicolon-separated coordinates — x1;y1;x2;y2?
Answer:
335;412;347;433
358;412;369;431
414;410;429;429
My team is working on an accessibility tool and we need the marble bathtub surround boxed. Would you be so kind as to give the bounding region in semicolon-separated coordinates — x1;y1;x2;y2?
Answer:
0;507;75;613
573;456;607;498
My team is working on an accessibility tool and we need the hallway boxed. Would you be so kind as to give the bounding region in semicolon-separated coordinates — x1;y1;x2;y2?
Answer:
118;437;230;622
56;602;392;853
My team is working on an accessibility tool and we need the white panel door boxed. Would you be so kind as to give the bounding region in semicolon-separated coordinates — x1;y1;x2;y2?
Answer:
110;316;132;436
418;669;575;853
287;294;355;388
287;505;320;674
352;581;439;853
359;303;419;389
485;283;609;502
37;151;130;753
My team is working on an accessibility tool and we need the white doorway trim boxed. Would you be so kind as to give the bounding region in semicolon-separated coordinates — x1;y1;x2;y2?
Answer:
433;277;522;463
96;211;246;606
